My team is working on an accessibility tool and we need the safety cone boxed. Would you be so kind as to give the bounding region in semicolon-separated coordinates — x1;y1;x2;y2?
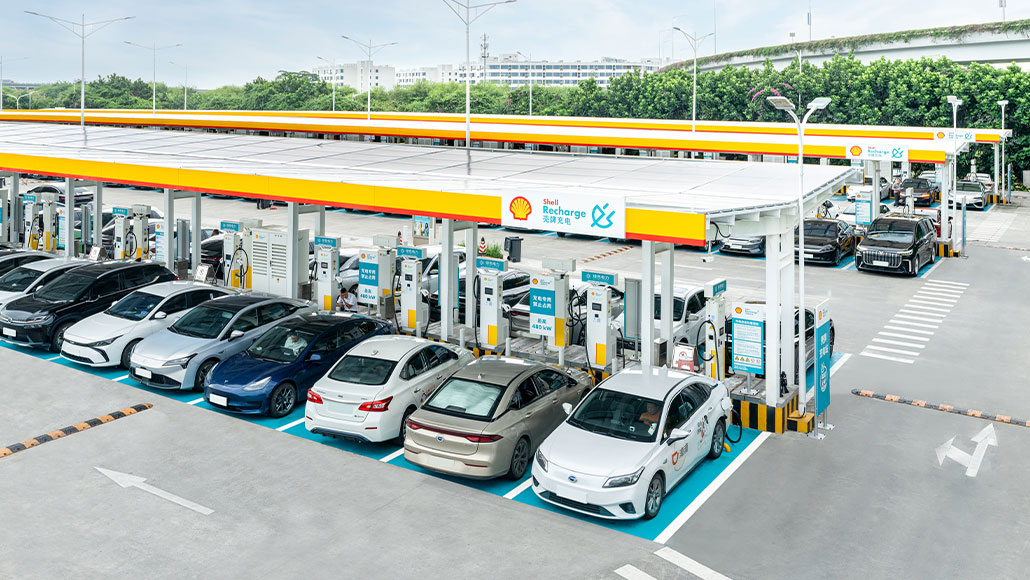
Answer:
479;236;487;254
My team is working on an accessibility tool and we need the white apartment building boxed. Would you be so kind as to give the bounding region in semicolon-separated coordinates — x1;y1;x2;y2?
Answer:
394;55;661;88
313;60;397;92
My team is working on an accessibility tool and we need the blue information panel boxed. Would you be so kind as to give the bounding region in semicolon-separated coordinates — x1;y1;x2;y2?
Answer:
814;300;832;416
581;270;617;286
314;236;338;248
113;207;129;217
357;261;379;305
396;246;426;259
475;257;506;271
731;304;765;375
220;221;240;232
528;276;557;337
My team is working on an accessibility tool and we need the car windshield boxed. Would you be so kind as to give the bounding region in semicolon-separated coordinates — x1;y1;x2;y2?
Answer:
653;295;685;321
841;204;857;215
957;183;982;192
169;305;234;339
424;378;505;420
328;355;398;385
900;179;928;189
107;291;162;321
801;222;837;237
34;272;92;302
568;388;663;443
866;221;916;244
0;266;43;293
246;326;317;363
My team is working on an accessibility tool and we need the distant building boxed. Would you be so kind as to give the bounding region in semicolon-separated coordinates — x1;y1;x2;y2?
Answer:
313;60;397;92
396;55;661;89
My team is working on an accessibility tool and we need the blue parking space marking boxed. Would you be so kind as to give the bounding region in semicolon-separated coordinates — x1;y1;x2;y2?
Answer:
283;423;401;461
513;427;761;540
194;399;305;429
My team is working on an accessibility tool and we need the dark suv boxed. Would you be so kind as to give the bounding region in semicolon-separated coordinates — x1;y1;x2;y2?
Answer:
855;214;937;276
895;178;937;206
0;261;175;351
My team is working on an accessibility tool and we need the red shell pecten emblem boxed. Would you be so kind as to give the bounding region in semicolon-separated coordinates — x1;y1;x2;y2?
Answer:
509;196;532;220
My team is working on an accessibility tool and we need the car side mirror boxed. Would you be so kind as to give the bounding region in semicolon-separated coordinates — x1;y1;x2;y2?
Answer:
308;353;322;362
666;427;691;446
562;402;573;416
153;311;167;320
227;329;244;341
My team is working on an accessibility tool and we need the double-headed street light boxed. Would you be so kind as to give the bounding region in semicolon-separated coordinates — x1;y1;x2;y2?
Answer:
999;99;1009;201
25;11;135;132
125;41;182;115
16;90;37;110
766;95;831;417
316;56;338;112
0;56;30;113
442;0;517;174
341;35;398;120
672;27;714;132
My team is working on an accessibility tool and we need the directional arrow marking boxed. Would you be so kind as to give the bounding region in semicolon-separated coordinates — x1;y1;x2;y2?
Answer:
935;425;998;478
95;467;214;515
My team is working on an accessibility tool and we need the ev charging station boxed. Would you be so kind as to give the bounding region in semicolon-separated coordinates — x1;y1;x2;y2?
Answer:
582;270;619;371
21;194;40;250
703;278;728;381
220;219;262;290
476;256;508;352
112;205;151;261
357;235;397;320
250;226;309;298
529;257;575;365
314;236;341;312
397;246;428;336
38;192;58;252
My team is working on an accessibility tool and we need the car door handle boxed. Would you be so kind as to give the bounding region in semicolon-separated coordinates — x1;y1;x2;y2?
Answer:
524;411;534;418
707;406;714;413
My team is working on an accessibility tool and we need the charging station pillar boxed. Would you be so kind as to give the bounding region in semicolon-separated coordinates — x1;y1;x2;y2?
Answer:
583;270;618;371
477;262;508;351
399;247;428;336
314;236;341;312
703;278;727;380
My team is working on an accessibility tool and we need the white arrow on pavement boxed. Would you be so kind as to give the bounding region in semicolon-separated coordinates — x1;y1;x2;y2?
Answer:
971;424;998;446
1022;256;1030;263
95;467;214;515
935;424;999;478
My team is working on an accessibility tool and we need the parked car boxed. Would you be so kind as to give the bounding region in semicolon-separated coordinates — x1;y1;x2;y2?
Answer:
855;214;937;276
845;182;892;202
794;218;859;266
0;249;51;278
949;180;987;210
895;178;937;206
532;367;731;520
616;287;707;349
508;281;624;347
24;183;93;207
205;312;395;418
718;236;765;256
0;258;87;309
129;295;313;391
427;269;531;323
61;281;233;369
404;356;591;480
965;172;994;192
306;336;475;443
0;261;175;351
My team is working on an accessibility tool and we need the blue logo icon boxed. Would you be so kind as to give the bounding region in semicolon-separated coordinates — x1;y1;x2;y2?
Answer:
568;475;578;483
891;148;904;159
591;203;615;229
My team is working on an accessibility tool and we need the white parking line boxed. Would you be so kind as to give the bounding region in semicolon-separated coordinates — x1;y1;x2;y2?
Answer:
925;279;969;287
914;293;958;302
879;331;930;342
865;344;922;357
187;398;204;405
614;565;656;580
378;448;405;463
276;418;305;432
889;318;939;329
899;309;947;318
113;374;130;382
920;285;964;294
655;547;733;580
921;260;944;278
653;431;770;544
860;350;914;364
503;478;534;499
44;354;62;361
903;303;951;313
830;353;851;376
908;298;953;307
884;325;934;335
872;338;925;349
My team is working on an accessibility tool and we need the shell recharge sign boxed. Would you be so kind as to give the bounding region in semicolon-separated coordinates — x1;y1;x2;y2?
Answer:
502;192;626;238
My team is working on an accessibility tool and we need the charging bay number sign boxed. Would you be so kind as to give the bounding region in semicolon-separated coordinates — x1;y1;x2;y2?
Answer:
529;276;556;338
357;260;379;306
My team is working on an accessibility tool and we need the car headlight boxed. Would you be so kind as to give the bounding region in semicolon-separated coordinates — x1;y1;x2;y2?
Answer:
163;354;196;368
243;377;272;392
603;466;645;488
898;249;914;257
535;449;548;473
89;335;122;347
24;314;54;325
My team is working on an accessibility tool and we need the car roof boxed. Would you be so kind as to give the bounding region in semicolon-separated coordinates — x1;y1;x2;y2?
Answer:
596;366;706;400
20;258;88;272
451;355;545;387
276;311;371;333
203;294;282;311
129;280;223;297
877;213;925;222
344;335;442;361
62;261;163;276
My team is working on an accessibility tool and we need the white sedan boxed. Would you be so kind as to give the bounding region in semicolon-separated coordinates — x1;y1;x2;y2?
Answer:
305;336;474;444
532;367;731;520
61;281;233;368
0;258;86;309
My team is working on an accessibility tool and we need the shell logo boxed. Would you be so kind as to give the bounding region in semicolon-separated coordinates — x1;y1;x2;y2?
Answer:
509;196;532;221
850;145;862;157
531;278;538;284
937;131;946;139
734;306;742;314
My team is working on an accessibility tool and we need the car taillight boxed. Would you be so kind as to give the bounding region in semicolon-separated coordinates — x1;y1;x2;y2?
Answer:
465;434;503;443
358;396;392;412
406;418;423;430
307;391;324;404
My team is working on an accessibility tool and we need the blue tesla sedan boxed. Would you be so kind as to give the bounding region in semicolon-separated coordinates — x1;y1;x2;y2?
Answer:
204;312;394;418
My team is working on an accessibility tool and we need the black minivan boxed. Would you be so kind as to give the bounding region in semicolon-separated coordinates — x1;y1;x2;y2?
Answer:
855;214;937;276
0;261;175;351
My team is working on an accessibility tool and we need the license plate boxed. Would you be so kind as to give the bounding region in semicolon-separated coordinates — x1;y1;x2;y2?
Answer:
557;484;589;504
804;253;814;259
872;260;889;267
328;400;358;416
135;367;152;379
421;453;457;472
209;394;228;407
2;327;14;337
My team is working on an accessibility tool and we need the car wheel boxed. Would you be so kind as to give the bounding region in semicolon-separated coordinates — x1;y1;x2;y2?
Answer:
396;406;417;444
832;248;841;266
120;339;142;370
268;382;297;418
929;248;936;264
50;322;72;353
642;474;665;520
349;284;358;294
193;359;218;392
556;232;566;238
707;419;726;459
506;437;531;480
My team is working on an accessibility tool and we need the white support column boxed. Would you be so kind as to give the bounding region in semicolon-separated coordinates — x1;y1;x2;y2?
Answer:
640;241;656;371
901;160;911;178
163;188;175;272
9;176;19;245
869;161;882;221
660;247;673;365
764;232;782;407
191;192;201;277
944;157;954;243
93;182;103;249
780;231;795;403
315;206;325;237
440;219;455;341
464;223;478;331
993;144;1000;196
286;202;300;299
63;178;76;257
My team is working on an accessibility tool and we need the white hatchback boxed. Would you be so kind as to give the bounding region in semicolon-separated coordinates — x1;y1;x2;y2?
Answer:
62;281;234;368
0;258;86;310
305;336;474;443
532;366;731;520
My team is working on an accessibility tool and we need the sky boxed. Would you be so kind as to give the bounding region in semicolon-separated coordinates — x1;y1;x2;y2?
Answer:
6;0;1027;89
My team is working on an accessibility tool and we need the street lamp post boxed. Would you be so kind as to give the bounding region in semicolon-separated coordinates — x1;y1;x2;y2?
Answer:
0;56;30;113
442;0;517;174
125;41;182;115
169;61;187;110
316;56;337;112
516;51;533;116
16;90;37;110
673;27;714;133
999;99;1009;201
947;95;962;246
26;11;135;132
766;95;831;420
341;36;398;121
